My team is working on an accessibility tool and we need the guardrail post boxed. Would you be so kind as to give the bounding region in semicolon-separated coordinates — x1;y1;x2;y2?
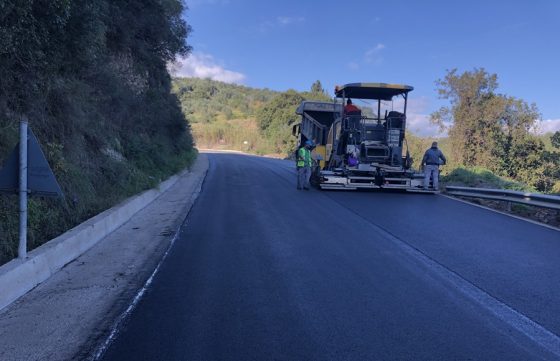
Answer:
506;201;511;212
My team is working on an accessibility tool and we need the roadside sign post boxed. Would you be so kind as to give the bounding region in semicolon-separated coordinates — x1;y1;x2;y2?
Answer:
0;119;64;260
19;120;28;259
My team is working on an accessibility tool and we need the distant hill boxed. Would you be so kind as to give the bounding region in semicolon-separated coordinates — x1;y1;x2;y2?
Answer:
172;77;330;155
172;78;277;154
172;78;277;123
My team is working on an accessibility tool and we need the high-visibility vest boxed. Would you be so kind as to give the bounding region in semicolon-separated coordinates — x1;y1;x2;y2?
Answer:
297;147;312;167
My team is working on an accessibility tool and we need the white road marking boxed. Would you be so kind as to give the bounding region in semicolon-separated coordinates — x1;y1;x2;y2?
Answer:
354;209;560;358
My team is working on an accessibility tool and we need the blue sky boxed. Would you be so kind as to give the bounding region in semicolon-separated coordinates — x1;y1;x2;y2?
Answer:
173;0;560;136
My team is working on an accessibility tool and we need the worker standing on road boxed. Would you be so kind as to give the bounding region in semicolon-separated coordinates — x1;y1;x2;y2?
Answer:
422;141;446;191
296;140;314;190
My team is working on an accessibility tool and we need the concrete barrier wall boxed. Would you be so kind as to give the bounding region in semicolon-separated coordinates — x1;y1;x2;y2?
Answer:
0;171;185;311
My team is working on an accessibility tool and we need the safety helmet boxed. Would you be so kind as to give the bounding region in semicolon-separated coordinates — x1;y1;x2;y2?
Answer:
305;140;313;146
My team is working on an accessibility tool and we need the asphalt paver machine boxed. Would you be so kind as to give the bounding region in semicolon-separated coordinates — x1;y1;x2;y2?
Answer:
294;83;430;191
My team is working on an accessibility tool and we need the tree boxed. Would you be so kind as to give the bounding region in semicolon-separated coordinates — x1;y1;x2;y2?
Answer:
493;96;541;179
431;68;552;191
310;80;325;95
256;90;305;153
431;68;502;168
551;131;560;149
541;131;560;193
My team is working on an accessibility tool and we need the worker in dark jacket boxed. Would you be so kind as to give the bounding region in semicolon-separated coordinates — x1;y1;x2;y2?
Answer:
422;141;446;191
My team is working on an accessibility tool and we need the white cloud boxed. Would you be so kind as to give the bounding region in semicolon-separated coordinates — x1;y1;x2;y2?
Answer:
407;115;560;138
535;119;560;134
364;43;385;64
258;20;274;33
187;0;229;8
344;43;385;70
407;113;446;138
258;16;305;32
168;53;246;84
347;61;360;71
276;16;305;25
393;97;446;138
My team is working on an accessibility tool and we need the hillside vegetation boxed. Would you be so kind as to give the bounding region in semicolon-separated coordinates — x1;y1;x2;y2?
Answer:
0;0;195;264
172;78;276;153
172;78;330;155
175;75;560;195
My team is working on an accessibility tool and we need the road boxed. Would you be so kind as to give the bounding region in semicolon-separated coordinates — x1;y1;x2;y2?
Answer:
100;152;560;361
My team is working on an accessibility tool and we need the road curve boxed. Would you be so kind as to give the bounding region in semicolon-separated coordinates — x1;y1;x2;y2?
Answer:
100;153;560;361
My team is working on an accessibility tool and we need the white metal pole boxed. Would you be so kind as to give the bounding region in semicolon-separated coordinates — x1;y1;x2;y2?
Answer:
18;120;28;259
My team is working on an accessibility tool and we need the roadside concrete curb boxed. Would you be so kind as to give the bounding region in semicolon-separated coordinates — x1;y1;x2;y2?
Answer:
91;159;208;360
0;167;186;312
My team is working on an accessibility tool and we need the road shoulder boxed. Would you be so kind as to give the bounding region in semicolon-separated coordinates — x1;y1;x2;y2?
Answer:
0;154;208;361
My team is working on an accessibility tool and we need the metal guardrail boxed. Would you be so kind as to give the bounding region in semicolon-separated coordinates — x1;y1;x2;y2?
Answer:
445;186;560;211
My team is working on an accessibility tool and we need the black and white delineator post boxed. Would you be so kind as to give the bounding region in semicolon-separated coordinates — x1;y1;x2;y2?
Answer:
0;119;64;259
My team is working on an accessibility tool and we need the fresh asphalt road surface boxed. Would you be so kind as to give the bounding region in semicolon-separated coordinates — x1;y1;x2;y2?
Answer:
101;153;560;361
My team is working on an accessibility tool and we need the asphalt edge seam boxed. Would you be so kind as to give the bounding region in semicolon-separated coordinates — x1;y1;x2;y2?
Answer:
90;160;209;361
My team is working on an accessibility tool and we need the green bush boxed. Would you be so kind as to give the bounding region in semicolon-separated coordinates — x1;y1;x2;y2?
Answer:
442;167;533;191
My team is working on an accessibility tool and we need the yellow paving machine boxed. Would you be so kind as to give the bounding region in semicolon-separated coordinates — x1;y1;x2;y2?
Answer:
293;82;431;191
